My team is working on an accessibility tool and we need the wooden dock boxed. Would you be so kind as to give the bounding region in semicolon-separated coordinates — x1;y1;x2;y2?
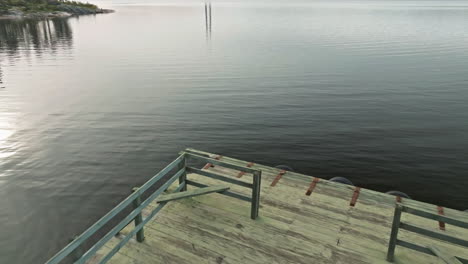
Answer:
47;149;468;264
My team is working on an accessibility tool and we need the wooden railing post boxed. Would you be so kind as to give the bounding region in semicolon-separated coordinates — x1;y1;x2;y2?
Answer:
387;204;403;262
178;155;187;192
251;170;261;220
131;187;145;242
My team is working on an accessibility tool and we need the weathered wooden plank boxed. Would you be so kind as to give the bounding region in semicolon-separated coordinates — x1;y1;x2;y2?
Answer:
193;169;468;253
208;163;395;216
403;206;468;229
94;182;187;264
188;149;466;216
88;150;468;264
192;182;387;256
396;240;468;263
149;190;443;264
400;223;468;247
46;155;186;264
98;203;168;264
429;245;463;264
105;228;225;264
156;185;230;203
149;201;396;264
186;166;253;188
185;149;383;198
402;199;468;223
397;230;468;260
147;215;308;263
387;204;403;262
90;243;141;264
184;152;259;174
76;169;185;264
201;166;468;248
185;180;252;202
163;186;393;261
190;173;391;235
146;198;387;263
400;210;468;243
187;173;467;261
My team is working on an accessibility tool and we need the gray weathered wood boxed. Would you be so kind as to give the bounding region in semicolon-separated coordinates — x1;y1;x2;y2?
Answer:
387;204;403;262
402;206;468;229
178;156;187;192
132;187;145;242
187;166;253;188
429;245;463;264
251;171;261;220
397;239;434;255
99;182;186;264
69;236;84;262
45;154;186;264
186;180;252;202
75;168;185;264
398;240;468;263
184;152;259;174
400;223;468;247
156;185;230;203
50;149;468;264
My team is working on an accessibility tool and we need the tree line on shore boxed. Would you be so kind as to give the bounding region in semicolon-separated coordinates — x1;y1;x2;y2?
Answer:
0;0;98;14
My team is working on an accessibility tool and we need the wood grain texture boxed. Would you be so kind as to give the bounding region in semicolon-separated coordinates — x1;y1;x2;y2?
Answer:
429;245;463;264
156;185;230;203
92;149;468;264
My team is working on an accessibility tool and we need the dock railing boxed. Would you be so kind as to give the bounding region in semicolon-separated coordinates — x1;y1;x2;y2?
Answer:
387;204;468;263
182;150;262;220
45;151;262;264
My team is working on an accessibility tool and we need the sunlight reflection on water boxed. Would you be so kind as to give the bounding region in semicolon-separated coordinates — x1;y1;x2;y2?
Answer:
0;112;17;158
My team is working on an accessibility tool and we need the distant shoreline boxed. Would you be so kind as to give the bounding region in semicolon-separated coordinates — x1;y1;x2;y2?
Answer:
0;1;114;20
0;9;114;20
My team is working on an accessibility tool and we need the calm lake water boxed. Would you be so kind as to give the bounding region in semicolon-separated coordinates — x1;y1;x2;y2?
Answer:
1;0;468;263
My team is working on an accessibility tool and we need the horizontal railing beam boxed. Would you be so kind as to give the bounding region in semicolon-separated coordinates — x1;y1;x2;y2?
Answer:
397;239;434;255
75;168;185;264
429;245;463;264
182;149;211;158
400;223;468;247
98;182;186;264
186;166;253;188
186;180;252;202
397;240;468;264
156;185;230;203
183;152;259;174
46;154;185;264
402;206;468;229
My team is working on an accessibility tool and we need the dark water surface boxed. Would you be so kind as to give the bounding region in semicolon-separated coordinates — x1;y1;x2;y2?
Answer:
1;1;468;263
